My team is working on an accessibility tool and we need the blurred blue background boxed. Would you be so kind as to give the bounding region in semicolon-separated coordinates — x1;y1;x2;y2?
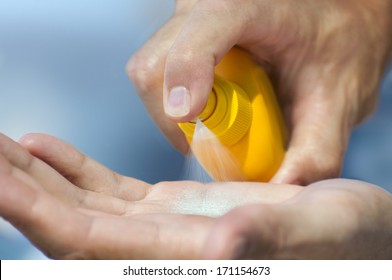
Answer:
0;0;391;259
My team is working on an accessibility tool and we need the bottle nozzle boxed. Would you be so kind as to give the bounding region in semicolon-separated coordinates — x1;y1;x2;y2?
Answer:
179;75;252;146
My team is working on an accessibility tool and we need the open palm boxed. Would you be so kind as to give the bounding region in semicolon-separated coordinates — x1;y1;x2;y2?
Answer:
0;133;300;259
1;133;391;259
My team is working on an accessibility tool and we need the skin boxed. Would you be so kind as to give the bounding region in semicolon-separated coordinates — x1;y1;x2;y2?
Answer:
0;133;391;259
127;0;392;185
1;0;392;260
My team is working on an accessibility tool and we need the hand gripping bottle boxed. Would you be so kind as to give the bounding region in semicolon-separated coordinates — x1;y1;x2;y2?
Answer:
178;47;286;182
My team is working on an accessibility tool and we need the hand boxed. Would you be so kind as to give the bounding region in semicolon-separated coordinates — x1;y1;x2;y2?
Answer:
0;133;300;259
204;179;392;259
1;133;391;259
127;0;392;184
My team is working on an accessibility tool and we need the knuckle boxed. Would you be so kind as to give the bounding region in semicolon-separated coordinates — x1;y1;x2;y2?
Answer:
126;53;163;96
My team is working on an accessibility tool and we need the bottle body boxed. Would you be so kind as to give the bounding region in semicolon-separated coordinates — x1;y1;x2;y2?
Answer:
179;48;286;182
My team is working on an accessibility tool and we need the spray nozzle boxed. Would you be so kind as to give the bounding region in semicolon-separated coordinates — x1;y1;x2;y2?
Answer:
179;75;252;146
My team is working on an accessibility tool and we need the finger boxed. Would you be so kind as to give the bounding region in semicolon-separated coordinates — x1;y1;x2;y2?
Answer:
0;133;86;204
83;214;213;259
0;171;212;259
127;14;190;153
0;173;92;259
0;154;48;194
1;134;132;214
19;133;151;201
270;67;351;185
163;0;250;122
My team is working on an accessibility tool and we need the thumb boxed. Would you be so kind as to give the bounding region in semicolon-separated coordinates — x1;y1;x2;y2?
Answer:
202;204;288;260
202;197;345;260
163;1;246;121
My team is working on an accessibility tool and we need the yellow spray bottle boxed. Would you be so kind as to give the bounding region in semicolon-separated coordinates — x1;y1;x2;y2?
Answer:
178;47;286;182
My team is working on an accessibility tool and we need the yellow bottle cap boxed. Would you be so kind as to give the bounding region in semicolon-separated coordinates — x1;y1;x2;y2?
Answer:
179;75;252;146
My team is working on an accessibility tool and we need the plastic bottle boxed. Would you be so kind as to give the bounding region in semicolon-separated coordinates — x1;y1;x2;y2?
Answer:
179;47;286;182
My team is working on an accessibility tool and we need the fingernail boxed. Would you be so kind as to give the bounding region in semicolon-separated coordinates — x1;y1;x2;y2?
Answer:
231;237;250;259
165;86;191;117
